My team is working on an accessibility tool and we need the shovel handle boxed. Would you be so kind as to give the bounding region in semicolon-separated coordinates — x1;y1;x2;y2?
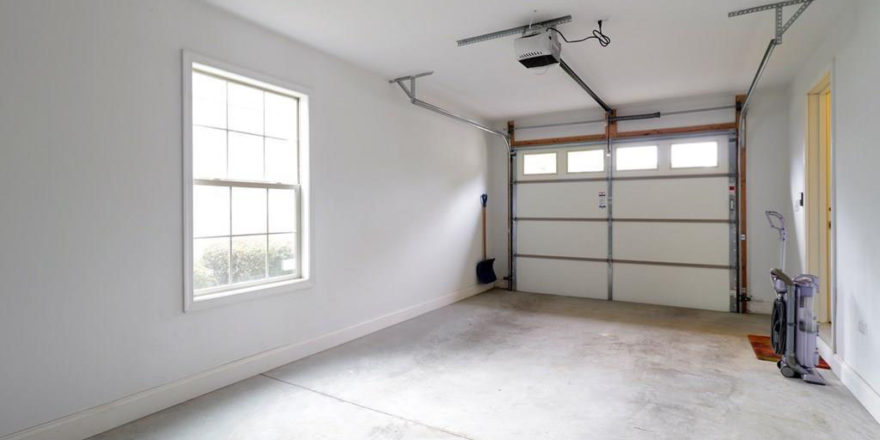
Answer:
480;194;488;259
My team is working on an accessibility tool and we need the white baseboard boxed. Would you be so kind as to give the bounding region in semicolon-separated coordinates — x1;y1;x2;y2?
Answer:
816;337;840;372
817;338;880;424
2;283;492;440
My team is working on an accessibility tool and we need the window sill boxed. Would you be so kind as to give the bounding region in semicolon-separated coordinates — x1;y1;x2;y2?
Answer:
185;277;313;312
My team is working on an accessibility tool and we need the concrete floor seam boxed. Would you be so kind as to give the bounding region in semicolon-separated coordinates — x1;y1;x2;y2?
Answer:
260;373;477;440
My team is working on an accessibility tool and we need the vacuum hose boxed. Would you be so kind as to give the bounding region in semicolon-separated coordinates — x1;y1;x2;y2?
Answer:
771;296;786;355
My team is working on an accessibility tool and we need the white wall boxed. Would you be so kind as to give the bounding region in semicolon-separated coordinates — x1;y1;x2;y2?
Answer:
487;90;791;312
785;2;858;279
786;0;880;421
0;1;492;436
743;87;792;313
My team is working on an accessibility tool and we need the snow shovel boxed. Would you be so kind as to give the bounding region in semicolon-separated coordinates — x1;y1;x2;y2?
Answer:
476;194;497;284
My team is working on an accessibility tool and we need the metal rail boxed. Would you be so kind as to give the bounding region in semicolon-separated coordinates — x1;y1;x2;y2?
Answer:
742;39;777;115
664;105;737;117
508;147;516;291
610;112;661;122
516;106;736;131
517;118;606;130
605;124;614;301
388;72;508;139
457;15;573;47
730;0;814;113
412;99;506;138
559;60;613;113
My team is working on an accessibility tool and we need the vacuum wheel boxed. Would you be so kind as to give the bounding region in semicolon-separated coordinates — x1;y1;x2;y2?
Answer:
780;365;799;378
776;360;783;369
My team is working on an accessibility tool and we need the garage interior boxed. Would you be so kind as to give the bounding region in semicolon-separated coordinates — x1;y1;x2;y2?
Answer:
2;1;879;439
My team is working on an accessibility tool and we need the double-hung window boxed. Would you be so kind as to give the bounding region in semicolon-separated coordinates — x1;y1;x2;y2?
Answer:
184;53;310;309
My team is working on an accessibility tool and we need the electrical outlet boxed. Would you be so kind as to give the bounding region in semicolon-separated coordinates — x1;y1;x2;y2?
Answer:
858;320;868;334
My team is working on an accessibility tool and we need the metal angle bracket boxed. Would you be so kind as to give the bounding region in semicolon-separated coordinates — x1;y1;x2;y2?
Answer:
728;0;814;44
388;71;434;101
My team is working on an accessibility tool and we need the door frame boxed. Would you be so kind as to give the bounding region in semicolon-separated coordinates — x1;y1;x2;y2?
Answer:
805;72;835;348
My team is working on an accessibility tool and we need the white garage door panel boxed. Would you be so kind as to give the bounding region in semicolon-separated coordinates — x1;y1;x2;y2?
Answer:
517;221;606;258
513;136;735;312
516;182;606;218
517;258;607;299
613;264;729;311
613;178;729;219
613;222;729;265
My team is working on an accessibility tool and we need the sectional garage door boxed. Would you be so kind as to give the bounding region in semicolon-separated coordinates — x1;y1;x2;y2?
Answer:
513;134;737;312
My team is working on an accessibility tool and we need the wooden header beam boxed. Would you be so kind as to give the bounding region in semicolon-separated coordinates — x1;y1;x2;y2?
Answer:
511;133;607;147
509;122;737;148
614;122;737;140
507;120;515;145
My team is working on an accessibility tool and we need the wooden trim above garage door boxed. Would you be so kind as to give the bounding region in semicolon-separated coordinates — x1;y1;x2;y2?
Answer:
509;122;737;148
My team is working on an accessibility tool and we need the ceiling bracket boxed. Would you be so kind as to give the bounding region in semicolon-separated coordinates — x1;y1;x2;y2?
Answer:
730;0;814;115
728;0;814;45
457;15;572;47
388;71;434;102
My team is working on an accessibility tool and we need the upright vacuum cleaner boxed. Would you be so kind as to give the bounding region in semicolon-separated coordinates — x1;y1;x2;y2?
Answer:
766;211;825;385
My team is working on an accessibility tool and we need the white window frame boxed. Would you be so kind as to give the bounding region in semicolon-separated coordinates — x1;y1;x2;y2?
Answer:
182;51;312;312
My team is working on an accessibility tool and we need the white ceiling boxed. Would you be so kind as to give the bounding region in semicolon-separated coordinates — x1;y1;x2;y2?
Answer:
205;0;843;120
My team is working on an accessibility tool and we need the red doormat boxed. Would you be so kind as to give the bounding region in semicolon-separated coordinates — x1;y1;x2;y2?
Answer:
747;334;830;369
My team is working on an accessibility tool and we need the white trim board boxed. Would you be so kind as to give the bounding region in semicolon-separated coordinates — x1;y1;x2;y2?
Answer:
818;338;880;424
1;283;493;440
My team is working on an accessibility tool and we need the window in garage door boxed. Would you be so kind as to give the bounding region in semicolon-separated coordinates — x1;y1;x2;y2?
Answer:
567;149;604;173
615;145;658;171
670;141;719;168
523;152;558;175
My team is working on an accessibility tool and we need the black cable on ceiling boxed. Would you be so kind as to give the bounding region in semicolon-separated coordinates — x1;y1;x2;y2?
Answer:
548;20;611;47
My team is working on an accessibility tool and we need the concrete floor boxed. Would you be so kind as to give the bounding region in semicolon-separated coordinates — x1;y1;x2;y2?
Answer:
92;290;880;439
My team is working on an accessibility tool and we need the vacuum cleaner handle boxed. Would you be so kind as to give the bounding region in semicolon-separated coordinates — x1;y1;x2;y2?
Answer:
765;210;786;240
